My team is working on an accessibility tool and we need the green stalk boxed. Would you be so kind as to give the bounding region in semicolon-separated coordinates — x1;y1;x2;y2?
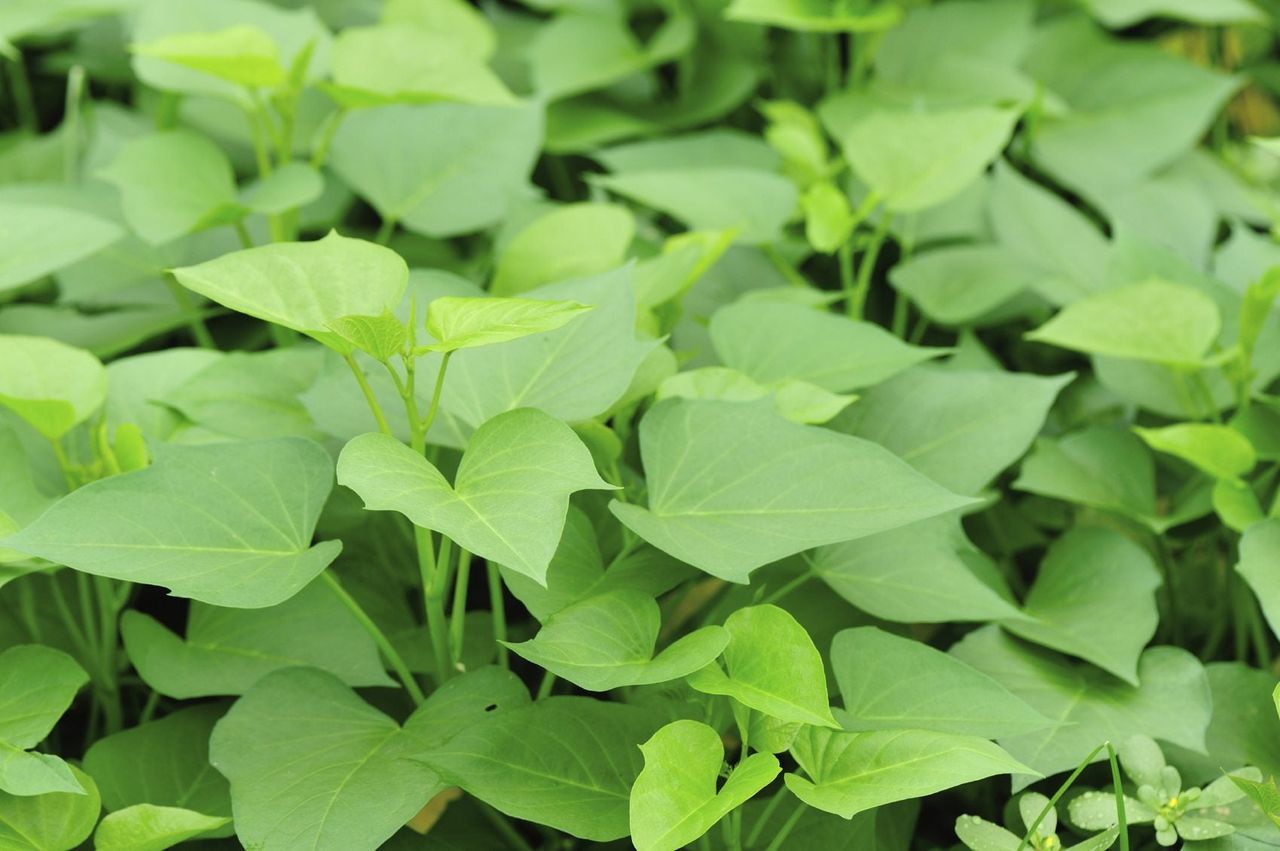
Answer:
448;547;471;665
535;671;556;700
420;351;453;439
6;54;36;132
343;354;394;437
1015;742;1108;851
375;217;396;246
164;276;216;349
416;526;453;684
763;800;806;851
488;562;509;668
479;804;535;851
1106;742;1130;851
320;572;425;705
760;571;812;605
310;108;347;169
62;65;85;183
848;213;892;320
745;790;789;847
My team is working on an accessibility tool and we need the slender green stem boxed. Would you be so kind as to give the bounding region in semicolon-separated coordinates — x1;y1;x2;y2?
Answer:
48;575;91;659
62;65;85;183
416;526;453;684
47;438;77;492
762;244;808;288
763;800;806;851
375;216;396;245
479;804;535;851
421;351;453;438
320;572;425;705
233;220;254;249
164;276;216;349
837;241;855;308
536;670;556;700
1016;742;1109;851
1106;742;1130;851
310;108;347;168
891;288;910;338
488;562;509;668
139;690;161;724
343;354;394;436
746;790;789;847
760;571;812;605
448;547;471;665
848;213;892;320
6;54;36;132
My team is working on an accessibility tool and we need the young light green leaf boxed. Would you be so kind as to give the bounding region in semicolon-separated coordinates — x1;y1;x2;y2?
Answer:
630;720;779;851
171;231;408;353
0;203;122;294
594;168;797;245
239;161;324;215
325;313;407;362
1237;520;1280;641
710;302;944;392
121;578;395;698
802;181;855;253
491;203;634;296
832;627;1051;739
422;697;660;841
890;246;1038;325
328;102;542;238
786;727;1034;819
1026;279;1221;366
813;516;1026;623
0;766;99;851
687;604;838;728
955;814;1021;851
657;367;855;425
0;744;82;798
2;438;341;608
98;130;243;245
93;804;230;851
505;590;727;691
1001;527;1161;684
0;334;107;440
838;367;1071;495
841;107;1019;212
424;296;593;353
611;399;973;582
83;704;230;818
951;627;1211;780
131;25;286;88
0;646;87;751
725;0;903;32
338;408;612;583
1134;423;1256;481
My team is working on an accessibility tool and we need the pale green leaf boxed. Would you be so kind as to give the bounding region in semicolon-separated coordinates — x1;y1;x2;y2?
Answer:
424;296;593;353
890;246;1038;325
1027;279;1220;366
121;578;395;698
98;131;243;245
172;231;408;353
337;408;612;583
687;604;838;728
325;313;407;363
2;438;341;608
491;203;634;296
93;805;230;851
955;814;1020;851
801;181;854;253
0;203;122;294
0;646;87;750
1014;428;1164;528
239;162;324;215
0;335;106;441
1134;423;1256;481
0;746;81;798
131;24;286;88
631;720;779;851
1081;0;1262;32
613;399;974;582
505;590;727;691
710;302;943;392
657;367;855;425
832;627;1050;739
724;0;902;32
786;726;1034;819
1237;520;1280;642
0;766;99;851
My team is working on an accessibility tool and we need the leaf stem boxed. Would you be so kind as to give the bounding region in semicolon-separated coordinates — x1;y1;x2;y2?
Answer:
1016;741;1108;851
343;354;394;437
6;53;36;132
320;571;425;705
479;804;535;851
310;107;346;168
448;546;471;666
164;276;217;349
62;65;85;183
746;790;789;847
375;216;396;245
416;526;454;684
1106;742;1129;851
760;570;812;605
420;351;453;438
848;212;892;319
762;799;806;851
487;562;509;668
535;670;556;700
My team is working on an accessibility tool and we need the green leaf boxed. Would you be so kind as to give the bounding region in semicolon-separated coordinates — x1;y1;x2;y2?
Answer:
0;203;122;294
83;704;230;818
131;24;286;88
0;335;107;441
710;302;943;392
840;107;1019;212
1026;279;1221;366
813;516;1026;623
802;181;855;253
1001;527;1161;684
422;697;660;841
121;578;395;698
327;23;514;107
0;646;87;752
0;766;99;851
338;408;612;583
1228;772;1280;828
890;246;1038;325
687;604;838;728
1081;0;1263;27
505;590;727;691
1237;520;1280;641
171;231;408;353
424;296;594;353
491;203;634;296
611;399;973;582
239;161;324;215
93;805;230;851
951;626;1211;779
328;103;542;238
0;746;81;798
442;266;654;428
325;313;407;363
657;367;855;425
838;367;1071;495
594;168;797;245
832;627;1051;739
724;0;903;32
955;814;1020;851
211;666;528;851
1134;423;1256;481
630;720;780;851
98;130;243;245
786;726;1034;819
2;438;341;608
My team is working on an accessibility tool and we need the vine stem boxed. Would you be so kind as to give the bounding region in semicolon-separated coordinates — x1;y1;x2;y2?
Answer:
343;354;394;437
488;562;509;668
448;546;471;666
420;351;452;437
745;790;789;847
762;800;806;851
848;212;892;320
375;216;396;245
320;572;425;705
1016;741;1109;851
164;276;216;349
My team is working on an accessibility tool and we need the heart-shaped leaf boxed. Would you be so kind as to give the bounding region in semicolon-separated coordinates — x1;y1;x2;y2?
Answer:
630;720;779;851
0;335;107;441
131;24;286;88
424;296;593;353
2;438;342;608
93;804;230;851
0;766;99;850
337;408;613;583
